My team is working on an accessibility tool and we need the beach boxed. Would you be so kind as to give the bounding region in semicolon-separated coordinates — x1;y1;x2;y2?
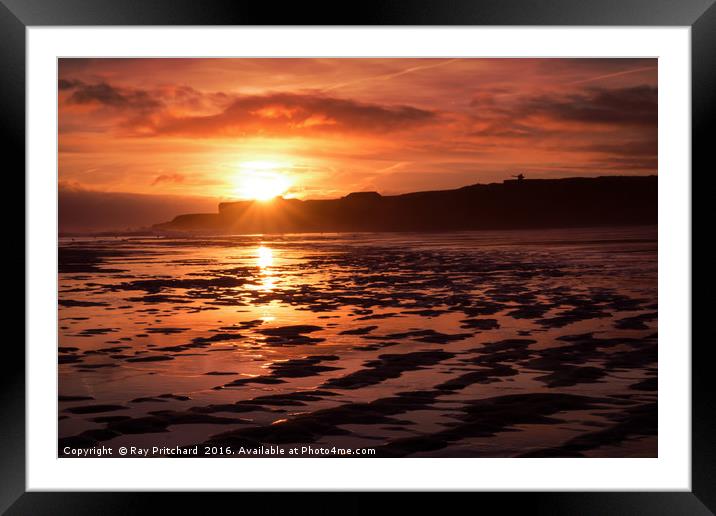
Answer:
58;226;657;457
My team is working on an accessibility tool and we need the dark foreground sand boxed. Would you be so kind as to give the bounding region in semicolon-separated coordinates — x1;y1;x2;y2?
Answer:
58;227;657;457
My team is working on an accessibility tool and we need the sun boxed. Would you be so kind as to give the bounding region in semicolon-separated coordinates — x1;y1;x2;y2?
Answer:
234;161;292;201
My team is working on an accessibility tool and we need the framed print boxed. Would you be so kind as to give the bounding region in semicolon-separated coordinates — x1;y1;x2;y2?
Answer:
4;0;710;513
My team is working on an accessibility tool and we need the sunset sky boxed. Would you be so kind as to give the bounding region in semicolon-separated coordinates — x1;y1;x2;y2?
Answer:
58;58;657;231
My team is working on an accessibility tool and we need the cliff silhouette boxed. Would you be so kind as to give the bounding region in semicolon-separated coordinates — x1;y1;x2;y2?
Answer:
153;175;657;234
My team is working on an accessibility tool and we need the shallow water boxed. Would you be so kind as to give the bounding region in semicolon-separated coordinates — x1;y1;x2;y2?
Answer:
58;226;657;457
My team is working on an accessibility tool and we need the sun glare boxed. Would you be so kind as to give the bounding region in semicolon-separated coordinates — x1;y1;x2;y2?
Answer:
234;161;292;201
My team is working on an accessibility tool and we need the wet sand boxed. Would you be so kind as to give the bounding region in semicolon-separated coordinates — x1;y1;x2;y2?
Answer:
58;227;657;457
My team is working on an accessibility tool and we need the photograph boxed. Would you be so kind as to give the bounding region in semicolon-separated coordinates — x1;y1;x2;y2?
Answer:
57;57;658;459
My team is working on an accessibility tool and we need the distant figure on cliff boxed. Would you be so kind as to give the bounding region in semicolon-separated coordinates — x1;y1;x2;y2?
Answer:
512;173;525;182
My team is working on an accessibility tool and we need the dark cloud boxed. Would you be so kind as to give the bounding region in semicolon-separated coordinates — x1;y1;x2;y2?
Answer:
62;80;163;112
468;85;657;131
58;78;84;90
525;86;657;127
161;85;231;112
464;85;657;173
150;92;438;137
152;173;185;186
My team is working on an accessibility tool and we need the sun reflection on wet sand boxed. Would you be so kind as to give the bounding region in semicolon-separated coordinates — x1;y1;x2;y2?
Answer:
256;245;276;292
257;245;273;268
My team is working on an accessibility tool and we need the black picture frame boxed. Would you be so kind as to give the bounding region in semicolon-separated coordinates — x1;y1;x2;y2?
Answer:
2;0;708;513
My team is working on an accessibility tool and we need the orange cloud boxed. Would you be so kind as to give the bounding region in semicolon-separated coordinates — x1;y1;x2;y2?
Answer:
149;93;439;138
